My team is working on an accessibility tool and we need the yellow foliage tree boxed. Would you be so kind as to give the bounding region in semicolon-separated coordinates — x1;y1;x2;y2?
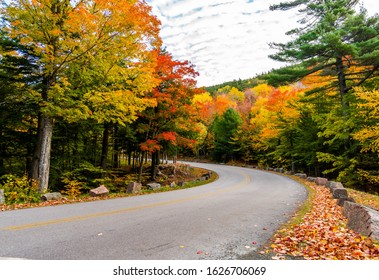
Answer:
2;0;161;192
353;87;379;154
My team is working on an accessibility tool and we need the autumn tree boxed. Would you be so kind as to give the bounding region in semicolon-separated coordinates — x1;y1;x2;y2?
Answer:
137;49;201;181
1;0;161;192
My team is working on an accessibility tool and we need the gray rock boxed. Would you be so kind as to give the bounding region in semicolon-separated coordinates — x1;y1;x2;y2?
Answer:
343;201;379;241
127;182;142;194
332;187;348;199
337;197;355;207
295;173;307;179
315;177;328;186
41;192;63;201
147;183;161;191
285;171;293;175
201;172;212;180
326;181;344;193
307;177;317;182
170;182;176;188
0;189;5;204
89;185;109;197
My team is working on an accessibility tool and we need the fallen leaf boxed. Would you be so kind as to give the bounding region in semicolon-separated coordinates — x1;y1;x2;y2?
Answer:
270;183;379;260
196;250;203;255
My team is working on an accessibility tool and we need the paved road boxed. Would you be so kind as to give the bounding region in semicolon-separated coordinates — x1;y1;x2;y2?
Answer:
0;163;307;260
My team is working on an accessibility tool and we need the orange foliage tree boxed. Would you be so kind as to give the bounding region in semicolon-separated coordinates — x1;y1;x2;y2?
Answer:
136;49;201;180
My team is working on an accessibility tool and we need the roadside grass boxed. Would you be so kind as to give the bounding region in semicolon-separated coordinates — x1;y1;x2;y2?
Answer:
347;188;379;211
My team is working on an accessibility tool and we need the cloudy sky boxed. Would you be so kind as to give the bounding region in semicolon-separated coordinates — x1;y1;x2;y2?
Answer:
146;0;378;87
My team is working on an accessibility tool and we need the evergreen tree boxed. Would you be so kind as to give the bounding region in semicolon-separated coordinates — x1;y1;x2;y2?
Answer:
268;0;379;180
211;108;242;162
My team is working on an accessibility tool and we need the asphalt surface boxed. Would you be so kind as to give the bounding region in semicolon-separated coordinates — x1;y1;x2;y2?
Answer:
0;162;307;260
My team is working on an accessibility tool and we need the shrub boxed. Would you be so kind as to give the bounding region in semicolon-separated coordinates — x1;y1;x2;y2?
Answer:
60;162;107;191
0;174;40;204
61;178;83;199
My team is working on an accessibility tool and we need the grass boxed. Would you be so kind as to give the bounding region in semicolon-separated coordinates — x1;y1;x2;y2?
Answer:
347;188;379;211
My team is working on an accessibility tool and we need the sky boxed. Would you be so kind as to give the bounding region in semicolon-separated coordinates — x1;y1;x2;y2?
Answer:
146;0;378;87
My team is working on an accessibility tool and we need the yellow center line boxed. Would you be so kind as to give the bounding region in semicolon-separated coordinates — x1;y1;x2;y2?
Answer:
3;170;251;231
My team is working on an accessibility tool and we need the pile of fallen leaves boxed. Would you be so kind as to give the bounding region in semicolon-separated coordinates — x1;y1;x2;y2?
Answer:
270;183;379;260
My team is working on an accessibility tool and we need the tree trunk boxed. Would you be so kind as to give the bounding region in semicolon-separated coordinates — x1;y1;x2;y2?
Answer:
92;133;98;166
336;56;350;150
100;123;110;169
0;126;4;175
31;115;43;181
150;151;159;180
113;124;119;168
336;56;348;116
38;116;53;193
137;151;146;183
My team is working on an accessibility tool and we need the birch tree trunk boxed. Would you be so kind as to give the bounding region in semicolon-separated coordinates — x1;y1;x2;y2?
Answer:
31;115;43;181
38;116;53;193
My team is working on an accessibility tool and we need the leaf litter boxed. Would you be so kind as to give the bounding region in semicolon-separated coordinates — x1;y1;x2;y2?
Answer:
270;184;379;260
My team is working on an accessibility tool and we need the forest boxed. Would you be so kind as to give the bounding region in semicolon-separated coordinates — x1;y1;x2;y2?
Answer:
0;0;378;205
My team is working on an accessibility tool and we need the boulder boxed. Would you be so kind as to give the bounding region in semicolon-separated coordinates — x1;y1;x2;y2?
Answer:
285;171;293;175
337;197;355;207
326;181;345;194
202;172;212;180
343;201;379;241
326;181;341;190
178;181;184;187
332;187;348;199
315;177;328;186
147;183;161;191
127;182;142;194
307;177;317;183
295;173;307;179
89;185;109;197
41;192;63;201
0;189;5;204
170;182;176;188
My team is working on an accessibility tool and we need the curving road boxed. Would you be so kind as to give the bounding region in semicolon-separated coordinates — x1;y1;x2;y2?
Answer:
0;162;307;260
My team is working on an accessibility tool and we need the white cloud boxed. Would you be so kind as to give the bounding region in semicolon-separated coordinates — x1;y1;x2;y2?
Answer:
147;0;378;87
